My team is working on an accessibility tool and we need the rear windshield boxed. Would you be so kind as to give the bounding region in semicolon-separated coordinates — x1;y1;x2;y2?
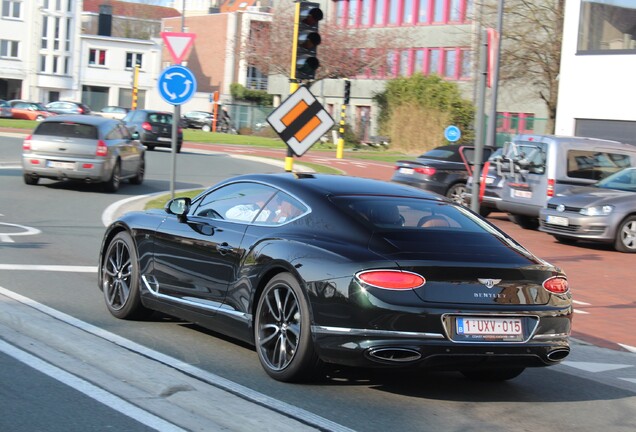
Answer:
148;113;172;123
331;195;499;234
34;121;98;139
419;148;462;162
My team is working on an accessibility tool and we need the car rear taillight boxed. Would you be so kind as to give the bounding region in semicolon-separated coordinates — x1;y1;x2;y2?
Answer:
23;134;32;151
96;140;108;157
78;107;84;114
356;270;425;290
415;167;436;176
547;178;555;197
543;276;569;294
142;121;152;131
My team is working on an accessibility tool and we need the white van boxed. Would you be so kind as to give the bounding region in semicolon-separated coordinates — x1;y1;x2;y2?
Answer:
495;134;636;229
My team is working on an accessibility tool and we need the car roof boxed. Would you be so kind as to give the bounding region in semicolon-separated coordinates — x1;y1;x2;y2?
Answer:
218;173;445;201
40;114;117;126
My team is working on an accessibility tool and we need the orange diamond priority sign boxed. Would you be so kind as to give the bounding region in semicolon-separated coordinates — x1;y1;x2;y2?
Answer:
267;86;334;157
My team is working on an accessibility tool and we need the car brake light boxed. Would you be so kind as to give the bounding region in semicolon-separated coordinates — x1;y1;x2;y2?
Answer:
142;121;152;131
543;276;568;294
96;140;108;156
415;167;436;176
356;270;425;290
547;178;555;197
78;107;84;114
23;134;32;151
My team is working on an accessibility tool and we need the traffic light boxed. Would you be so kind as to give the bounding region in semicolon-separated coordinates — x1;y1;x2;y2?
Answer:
344;80;351;105
294;2;323;80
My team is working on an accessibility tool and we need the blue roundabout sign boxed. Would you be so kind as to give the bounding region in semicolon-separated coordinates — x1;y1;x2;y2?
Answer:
158;65;197;105
444;125;461;142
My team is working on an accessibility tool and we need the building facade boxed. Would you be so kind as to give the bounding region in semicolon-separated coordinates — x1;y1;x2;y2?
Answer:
555;0;636;146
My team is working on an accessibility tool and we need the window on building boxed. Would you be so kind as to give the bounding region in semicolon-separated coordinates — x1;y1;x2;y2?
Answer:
374;0;385;25
41;17;48;49
429;48;440;74
54;17;60;50
0;40;19;58
336;1;345;26
64;56;70;74
399;49;410;75
444;48;457;79
414;48;425;73
403;0;414;24
459;48;471;79
126;52;143;69
361;0;372;26
52;55;59;73
2;0;21;18
348;0;358;26
40;55;47;72
89;49;107;66
449;0;462;22
418;0;429;23
386;49;398;77
67;0;72;12
433;0;445;23
388;0;399;25
578;0;636;52
65;19;71;51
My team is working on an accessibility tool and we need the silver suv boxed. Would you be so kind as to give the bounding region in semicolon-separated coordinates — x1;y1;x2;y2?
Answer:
22;115;146;192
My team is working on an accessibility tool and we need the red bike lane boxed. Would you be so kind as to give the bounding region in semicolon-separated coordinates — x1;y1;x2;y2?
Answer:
191;142;636;353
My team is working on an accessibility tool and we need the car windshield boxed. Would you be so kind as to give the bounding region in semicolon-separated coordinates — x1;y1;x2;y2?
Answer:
34;121;98;139
596;168;636;192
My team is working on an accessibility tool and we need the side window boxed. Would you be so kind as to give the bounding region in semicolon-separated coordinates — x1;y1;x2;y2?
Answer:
118;124;131;139
193;183;277;223
105;124;124;140
258;192;307;225
567;150;632;181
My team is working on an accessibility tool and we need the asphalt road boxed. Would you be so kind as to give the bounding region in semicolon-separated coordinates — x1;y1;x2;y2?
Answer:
1;133;636;432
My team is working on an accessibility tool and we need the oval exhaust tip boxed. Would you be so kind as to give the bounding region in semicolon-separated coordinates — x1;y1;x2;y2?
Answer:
547;348;570;362
367;347;422;363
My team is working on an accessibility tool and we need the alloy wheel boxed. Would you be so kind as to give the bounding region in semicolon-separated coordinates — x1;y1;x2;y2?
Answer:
103;238;133;311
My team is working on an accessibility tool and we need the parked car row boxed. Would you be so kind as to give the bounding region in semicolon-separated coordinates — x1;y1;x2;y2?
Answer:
449;134;636;253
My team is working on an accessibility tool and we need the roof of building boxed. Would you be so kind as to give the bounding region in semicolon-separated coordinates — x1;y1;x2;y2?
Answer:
83;0;181;19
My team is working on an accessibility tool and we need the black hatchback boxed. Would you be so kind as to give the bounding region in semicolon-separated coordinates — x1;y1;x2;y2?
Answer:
123;109;183;152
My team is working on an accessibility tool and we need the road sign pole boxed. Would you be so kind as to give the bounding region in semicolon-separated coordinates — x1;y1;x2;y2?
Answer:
171;104;180;199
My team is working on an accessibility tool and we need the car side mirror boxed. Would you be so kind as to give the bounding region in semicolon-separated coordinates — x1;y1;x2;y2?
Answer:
165;197;191;222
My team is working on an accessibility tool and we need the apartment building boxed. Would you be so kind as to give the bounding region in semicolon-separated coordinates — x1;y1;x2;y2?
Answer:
555;0;636;146
0;0;81;102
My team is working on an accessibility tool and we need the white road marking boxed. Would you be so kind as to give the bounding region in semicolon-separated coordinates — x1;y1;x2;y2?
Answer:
0;339;187;432
0;264;97;272
618;343;636;353
561;361;633;373
573;300;591;306
573;309;589;314
0;221;41;243
620;378;636;384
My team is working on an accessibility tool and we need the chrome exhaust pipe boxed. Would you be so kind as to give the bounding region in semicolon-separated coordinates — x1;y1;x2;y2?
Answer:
367;347;422;363
546;348;570;362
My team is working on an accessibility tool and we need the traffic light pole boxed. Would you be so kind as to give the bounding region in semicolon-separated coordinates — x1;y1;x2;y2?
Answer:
286;2;302;172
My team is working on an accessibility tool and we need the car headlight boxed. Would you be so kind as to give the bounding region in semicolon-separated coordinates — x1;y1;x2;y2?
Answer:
579;205;614;216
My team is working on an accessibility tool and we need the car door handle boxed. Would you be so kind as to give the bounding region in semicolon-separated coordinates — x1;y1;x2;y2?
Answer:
216;242;233;255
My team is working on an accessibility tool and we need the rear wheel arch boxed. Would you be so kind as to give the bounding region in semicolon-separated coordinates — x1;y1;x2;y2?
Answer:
614;213;636;253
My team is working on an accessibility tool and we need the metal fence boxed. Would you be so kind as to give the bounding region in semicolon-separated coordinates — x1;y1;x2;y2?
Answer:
225;104;275;131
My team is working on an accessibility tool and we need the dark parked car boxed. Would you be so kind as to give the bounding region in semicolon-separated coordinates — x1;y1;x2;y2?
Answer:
123;109;183;152
22;115;145;192
45;101;92;115
463;148;505;217
391;145;495;206
539;167;636;252
99;173;572;382
182;110;214;132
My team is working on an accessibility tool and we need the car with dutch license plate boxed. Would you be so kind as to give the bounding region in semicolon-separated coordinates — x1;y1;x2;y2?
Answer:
539;167;636;252
99;173;572;383
22;115;145;192
391;145;495;206
122;109;183;152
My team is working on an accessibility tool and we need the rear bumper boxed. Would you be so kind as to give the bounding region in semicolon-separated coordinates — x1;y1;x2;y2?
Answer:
22;155;110;182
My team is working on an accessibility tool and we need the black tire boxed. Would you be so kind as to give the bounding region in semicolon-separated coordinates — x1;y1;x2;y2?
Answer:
101;231;150;319
146;145;155;151
103;162;121;193
23;174;39;185
461;367;525;381
554;235;577;245
201;124;211;132
510;214;539;230
255;273;321;382
129;157;144;185
446;183;467;206
614;216;636;253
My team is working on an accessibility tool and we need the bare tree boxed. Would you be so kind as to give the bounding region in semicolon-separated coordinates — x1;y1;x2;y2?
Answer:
477;0;564;133
242;5;407;82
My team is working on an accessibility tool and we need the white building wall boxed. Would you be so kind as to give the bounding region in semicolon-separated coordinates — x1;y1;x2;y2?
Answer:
555;0;636;136
80;35;163;108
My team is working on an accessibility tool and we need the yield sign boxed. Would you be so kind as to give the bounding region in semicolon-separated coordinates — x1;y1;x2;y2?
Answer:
161;32;196;64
